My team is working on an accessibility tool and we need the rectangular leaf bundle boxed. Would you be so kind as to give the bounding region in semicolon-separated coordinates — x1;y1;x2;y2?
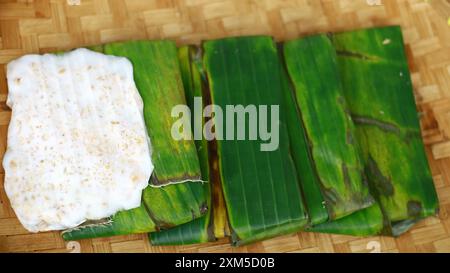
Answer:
62;41;208;240
60;26;438;244
150;46;229;245
275;27;438;237
203;36;308;246
148;26;438;245
282;35;375;224
278;58;328;226
326;26;439;236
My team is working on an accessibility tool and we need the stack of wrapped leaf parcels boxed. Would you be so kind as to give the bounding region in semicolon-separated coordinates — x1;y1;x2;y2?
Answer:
4;26;439;246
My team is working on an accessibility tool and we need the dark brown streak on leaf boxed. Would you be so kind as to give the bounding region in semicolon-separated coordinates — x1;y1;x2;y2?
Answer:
352;114;401;135
353;114;420;145
341;163;352;191
367;155;394;197
199;44;230;242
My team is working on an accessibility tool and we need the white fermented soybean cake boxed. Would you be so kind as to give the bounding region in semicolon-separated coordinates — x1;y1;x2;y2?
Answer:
3;48;153;232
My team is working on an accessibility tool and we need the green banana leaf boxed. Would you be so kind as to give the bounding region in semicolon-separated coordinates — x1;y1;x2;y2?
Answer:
150;46;213;245
203;36;308;246
282;35;375;224
311;204;386;236
62;41;208;240
278;44;328;226
150;45;231;245
280;33;386;236
307;26;439;237
106;41;202;187
330;26;439;235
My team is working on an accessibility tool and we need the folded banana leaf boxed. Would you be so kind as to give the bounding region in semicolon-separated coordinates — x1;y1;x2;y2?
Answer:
305;26;439;237
311;203;386;236
149;46;211;245
278;45;328;226
183;46;230;241
282;35;375;223
62;41;208;240
280;33;386;236
150;45;232;245
329;26;439;236
203;36;308;246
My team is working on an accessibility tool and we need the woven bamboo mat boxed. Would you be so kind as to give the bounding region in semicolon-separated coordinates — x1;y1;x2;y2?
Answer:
0;0;450;253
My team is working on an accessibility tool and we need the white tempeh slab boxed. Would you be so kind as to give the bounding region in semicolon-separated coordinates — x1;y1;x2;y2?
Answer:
3;48;153;232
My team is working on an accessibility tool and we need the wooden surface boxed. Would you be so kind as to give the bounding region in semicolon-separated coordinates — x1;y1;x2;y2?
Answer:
0;0;450;253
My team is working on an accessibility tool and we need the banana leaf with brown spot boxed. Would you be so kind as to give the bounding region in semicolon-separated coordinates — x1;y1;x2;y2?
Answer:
293;26;439;236
329;26;439;236
281;35;375;226
150;46;229;245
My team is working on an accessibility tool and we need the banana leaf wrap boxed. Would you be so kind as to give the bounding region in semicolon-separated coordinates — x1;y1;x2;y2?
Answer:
311;204;386;236
330;26;439;236
280;35;385;235
203;36;308;246
150;46;222;245
278;45;328;226
62;41;208;240
281;35;375;224
309;26;439;236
